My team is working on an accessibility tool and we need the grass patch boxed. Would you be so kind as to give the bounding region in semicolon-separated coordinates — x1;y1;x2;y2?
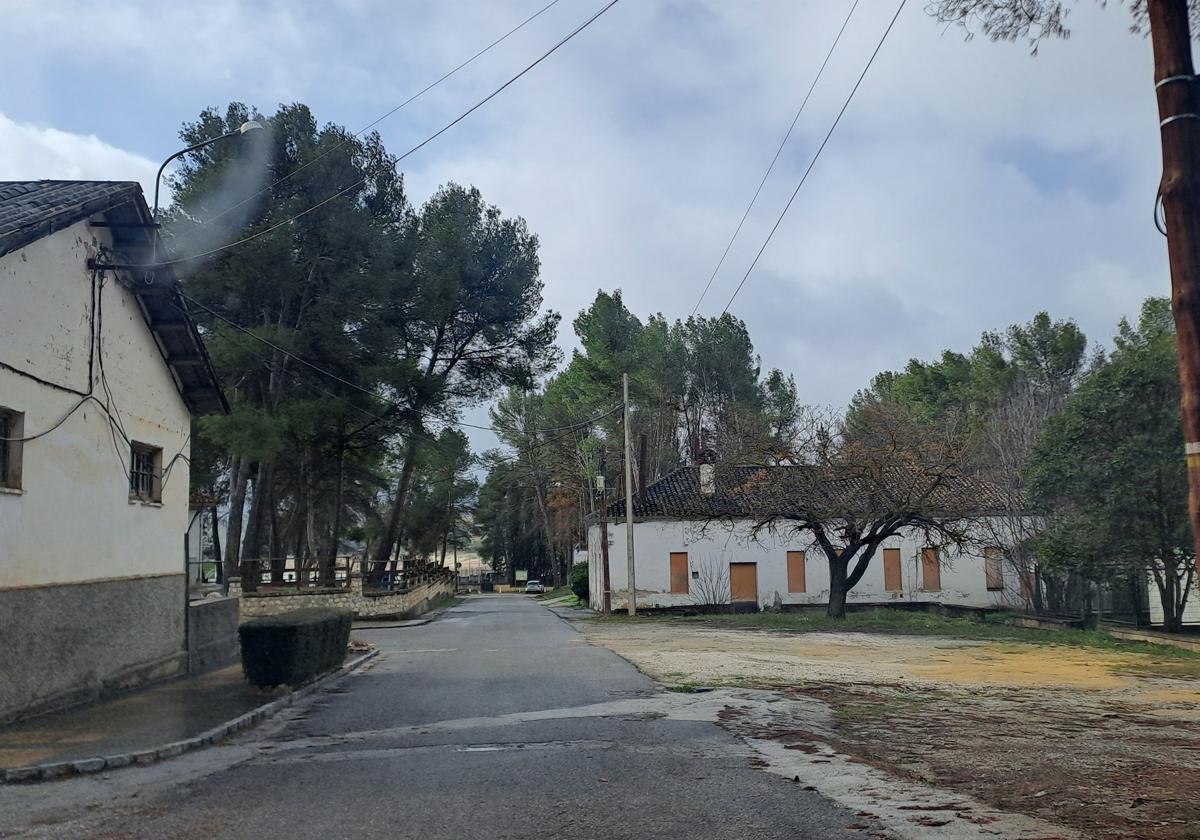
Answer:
427;593;464;611
665;683;713;693
591;608;1200;661
536;586;573;601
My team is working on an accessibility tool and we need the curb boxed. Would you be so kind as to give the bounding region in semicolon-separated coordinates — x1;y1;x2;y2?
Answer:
352;618;432;630
1;649;380;785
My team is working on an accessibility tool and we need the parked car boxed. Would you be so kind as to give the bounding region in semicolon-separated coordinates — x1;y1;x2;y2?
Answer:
525;580;545;594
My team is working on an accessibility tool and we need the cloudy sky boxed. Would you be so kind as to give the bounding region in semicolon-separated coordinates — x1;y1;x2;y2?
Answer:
1;0;1168;449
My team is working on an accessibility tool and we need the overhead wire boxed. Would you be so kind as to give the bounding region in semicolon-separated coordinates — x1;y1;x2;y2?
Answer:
690;0;861;316
202;0;565;228
150;0;622;269
721;0;909;316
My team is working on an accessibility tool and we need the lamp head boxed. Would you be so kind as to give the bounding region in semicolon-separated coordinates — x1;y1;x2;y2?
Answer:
238;120;264;134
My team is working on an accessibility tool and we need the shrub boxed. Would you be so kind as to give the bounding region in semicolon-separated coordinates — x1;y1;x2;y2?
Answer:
238;608;352;687
570;562;589;601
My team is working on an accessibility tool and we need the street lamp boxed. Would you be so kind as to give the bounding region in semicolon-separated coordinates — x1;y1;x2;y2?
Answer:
152;120;264;220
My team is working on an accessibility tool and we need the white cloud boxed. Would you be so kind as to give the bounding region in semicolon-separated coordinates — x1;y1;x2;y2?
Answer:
0;0;1174;420
0;112;159;199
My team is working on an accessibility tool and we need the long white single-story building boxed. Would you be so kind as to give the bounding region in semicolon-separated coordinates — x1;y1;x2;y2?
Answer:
0;180;227;723
586;464;1022;613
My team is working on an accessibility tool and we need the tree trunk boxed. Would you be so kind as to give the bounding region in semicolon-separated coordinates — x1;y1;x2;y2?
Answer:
532;482;557;587
371;436;420;575
1147;0;1200;584
225;456;250;584
324;439;345;587
241;460;269;561
210;503;223;583
1129;574;1147;627
1162;560;1182;633
1030;562;1045;615
827;558;849;618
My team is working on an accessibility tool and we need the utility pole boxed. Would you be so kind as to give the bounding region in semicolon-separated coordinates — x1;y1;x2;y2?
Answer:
623;373;637;616
599;448;611;614
1148;0;1200;579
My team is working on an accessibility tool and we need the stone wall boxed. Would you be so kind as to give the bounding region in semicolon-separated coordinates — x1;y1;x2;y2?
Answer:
230;576;453;621
0;574;187;725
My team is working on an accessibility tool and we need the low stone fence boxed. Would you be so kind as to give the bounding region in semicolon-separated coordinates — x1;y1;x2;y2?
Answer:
229;574;453;621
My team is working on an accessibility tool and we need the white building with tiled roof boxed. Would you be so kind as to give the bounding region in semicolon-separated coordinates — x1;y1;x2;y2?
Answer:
0;181;226;724
586;464;1024;614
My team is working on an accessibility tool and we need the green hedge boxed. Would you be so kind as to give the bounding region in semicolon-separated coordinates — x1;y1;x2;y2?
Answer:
238;608;352;687
570;562;589;601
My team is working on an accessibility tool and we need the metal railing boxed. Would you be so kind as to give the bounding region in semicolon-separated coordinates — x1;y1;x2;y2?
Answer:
361;564;455;595
238;556;357;593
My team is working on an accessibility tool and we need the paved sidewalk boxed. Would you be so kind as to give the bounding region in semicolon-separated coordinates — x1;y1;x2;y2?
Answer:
0;665;277;771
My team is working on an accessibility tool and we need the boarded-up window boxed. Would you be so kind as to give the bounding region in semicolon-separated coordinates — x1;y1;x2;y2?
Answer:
1019;571;1032;601
730;562;758;602
786;550;806;593
883;548;902;592
984;548;1004;591
921;547;941;591
670;552;689;595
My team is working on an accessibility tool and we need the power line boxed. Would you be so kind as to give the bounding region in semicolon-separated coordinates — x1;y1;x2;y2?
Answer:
721;0;908;316
690;0;861;317
202;0;565;228
152;0;622;269
178;292;622;436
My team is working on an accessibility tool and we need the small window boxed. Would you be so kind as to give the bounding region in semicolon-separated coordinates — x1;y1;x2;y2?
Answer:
129;442;163;502
984;547;1004;591
921;546;941;591
670;552;689;594
882;547;902;592
0;407;24;490
786;550;806;593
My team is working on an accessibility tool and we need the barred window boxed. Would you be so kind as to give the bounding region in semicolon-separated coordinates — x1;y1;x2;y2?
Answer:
0;408;23;490
129;443;162;502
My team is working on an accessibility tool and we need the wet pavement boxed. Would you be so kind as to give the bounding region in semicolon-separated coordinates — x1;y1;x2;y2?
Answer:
0;665;272;770
0;596;871;839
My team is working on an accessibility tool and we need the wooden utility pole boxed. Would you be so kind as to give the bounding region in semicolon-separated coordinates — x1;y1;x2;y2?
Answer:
623;373;637;615
1148;0;1200;579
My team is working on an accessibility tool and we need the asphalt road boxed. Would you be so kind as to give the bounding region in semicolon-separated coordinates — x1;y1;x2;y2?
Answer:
0;597;869;839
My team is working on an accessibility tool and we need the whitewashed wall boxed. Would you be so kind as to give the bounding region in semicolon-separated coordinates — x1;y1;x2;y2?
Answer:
1147;574;1200;626
588;518;1019;611
0;219;191;588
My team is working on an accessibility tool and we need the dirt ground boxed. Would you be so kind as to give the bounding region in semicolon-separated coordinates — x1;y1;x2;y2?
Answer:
578;620;1200;840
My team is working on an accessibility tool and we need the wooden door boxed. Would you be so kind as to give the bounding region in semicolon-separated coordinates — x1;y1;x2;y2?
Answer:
786;550;806;593
984;547;1004;591
921;547;941;591
670;552;689;594
729;562;758;602
883;548;902;592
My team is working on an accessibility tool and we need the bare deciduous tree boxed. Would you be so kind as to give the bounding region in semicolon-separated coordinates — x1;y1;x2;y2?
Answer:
688;552;730;608
713;402;992;618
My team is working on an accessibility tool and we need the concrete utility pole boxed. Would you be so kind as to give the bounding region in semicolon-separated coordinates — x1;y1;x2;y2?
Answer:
623;373;637;616
1148;0;1200;580
599;449;612;614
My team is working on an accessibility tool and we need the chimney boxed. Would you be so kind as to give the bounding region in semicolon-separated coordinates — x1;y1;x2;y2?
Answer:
699;463;715;496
